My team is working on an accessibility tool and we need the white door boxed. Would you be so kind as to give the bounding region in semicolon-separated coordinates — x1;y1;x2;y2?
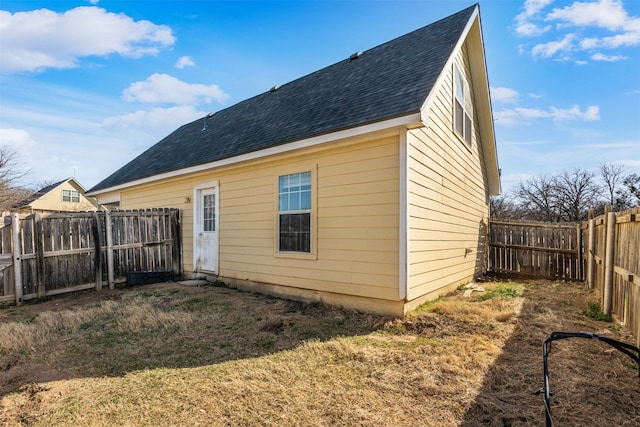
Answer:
195;187;218;273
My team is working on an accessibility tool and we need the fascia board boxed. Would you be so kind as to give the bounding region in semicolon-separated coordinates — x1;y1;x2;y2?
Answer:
87;113;422;196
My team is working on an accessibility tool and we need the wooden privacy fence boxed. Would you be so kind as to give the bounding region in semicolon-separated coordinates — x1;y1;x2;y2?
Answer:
583;206;640;347
488;206;640;347
488;220;582;280
0;209;181;305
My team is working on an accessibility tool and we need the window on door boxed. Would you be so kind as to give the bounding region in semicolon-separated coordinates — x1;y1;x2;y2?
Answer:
278;171;311;252
203;193;215;232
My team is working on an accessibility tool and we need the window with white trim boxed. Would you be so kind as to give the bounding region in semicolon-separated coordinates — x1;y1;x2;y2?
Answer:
454;64;473;145
203;193;215;232
62;189;80;203
278;171;311;252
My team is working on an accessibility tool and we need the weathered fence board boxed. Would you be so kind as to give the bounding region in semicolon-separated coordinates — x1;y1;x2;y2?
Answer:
490;206;640;347
586;206;640;347
488;220;581;280
0;209;181;304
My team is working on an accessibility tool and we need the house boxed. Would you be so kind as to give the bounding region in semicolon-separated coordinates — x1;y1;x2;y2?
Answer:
14;177;98;213
88;4;500;316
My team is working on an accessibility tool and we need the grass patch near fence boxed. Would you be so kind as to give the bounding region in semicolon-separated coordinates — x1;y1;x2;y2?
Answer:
1;280;638;426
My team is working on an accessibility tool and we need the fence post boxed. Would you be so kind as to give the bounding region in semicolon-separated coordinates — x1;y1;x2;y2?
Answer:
576;223;582;281
603;211;616;316
587;210;595;289
92;211;104;290
171;209;181;277
11;213;23;305
105;210;115;289
33;212;46;298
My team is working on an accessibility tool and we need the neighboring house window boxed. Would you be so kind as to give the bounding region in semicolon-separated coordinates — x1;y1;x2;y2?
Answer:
62;189;80;203
454;64;473;145
278;171;311;252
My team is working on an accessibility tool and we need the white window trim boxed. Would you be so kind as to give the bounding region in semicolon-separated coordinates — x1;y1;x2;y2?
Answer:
453;63;473;147
62;189;80;203
274;165;317;260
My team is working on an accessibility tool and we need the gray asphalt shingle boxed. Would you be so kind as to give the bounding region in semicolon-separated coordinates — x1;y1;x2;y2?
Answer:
90;5;475;192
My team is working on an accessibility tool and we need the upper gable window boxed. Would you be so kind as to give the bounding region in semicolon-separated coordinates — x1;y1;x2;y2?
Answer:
454;64;473;146
62;189;80;203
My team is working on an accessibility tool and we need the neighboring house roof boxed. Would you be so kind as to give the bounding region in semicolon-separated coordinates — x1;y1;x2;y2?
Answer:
13;177;93;209
90;4;498;194
13;179;68;209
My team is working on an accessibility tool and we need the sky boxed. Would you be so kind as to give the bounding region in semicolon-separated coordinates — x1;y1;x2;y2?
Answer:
0;0;639;194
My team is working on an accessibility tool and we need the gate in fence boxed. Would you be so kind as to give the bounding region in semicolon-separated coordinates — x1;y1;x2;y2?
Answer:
0;209;181;305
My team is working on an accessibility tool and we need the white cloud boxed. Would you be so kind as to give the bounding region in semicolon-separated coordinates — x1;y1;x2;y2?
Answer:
102;105;205;134
495;105;600;126
175;56;195;69
87;0;100;4
0;128;38;153
547;0;629;30
491;86;519;103
0;7;175;73
532;33;576;58
514;0;640;62
515;0;554;36
591;52;627;61
547;0;640;49
123;73;228;105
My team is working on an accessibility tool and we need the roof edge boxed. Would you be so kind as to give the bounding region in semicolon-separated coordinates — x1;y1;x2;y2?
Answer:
419;4;501;196
87;113;423;196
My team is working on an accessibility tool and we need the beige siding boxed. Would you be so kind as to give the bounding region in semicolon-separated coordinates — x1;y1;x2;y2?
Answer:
30;181;97;212
119;135;401;302
407;43;489;301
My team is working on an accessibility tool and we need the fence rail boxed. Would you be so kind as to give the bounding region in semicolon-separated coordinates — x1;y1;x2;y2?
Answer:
0;209;181;305
489;206;640;347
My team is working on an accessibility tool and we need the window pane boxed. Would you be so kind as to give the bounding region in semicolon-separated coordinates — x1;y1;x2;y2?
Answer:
279;193;288;211
279;213;311;252
464;113;472;145
300;172;311;191
290;191;300;211
290;173;300;192
464;81;473;113
300;190;311;210
455;67;464;103
279;175;288;193
203;194;215;231
454;101;464;135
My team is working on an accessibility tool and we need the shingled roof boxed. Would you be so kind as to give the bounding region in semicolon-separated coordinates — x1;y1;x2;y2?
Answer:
90;5;477;193
13;179;67;208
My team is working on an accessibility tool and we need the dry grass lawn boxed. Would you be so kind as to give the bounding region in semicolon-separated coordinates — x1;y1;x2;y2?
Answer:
0;278;638;426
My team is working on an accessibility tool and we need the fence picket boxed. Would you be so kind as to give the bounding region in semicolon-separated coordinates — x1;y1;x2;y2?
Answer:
490;206;640;347
0;209;180;304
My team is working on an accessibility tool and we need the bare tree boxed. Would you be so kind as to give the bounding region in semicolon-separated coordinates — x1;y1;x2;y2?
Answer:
623;173;640;207
489;195;522;220
0;146;30;210
598;162;637;211
514;174;560;222
554;168;601;221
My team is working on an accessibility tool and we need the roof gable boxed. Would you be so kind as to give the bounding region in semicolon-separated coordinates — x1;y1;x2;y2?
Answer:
90;5;478;193
13;177;90;208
